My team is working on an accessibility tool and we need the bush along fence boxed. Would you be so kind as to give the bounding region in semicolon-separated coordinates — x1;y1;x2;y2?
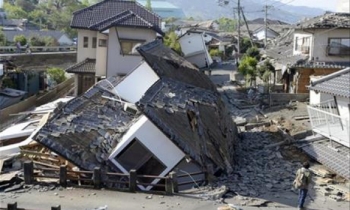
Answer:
23;161;208;196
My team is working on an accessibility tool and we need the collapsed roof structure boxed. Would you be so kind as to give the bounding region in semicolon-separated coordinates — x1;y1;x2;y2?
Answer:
34;40;239;190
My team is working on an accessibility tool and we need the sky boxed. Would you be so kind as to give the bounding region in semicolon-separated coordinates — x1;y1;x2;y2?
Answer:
275;0;341;11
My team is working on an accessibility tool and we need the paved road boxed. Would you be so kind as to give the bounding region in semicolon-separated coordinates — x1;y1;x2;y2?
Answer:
1;187;348;210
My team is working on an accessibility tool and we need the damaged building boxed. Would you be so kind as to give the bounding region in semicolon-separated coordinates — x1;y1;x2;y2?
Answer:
34;40;239;191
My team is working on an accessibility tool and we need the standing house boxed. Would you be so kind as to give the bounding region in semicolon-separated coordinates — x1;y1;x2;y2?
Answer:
34;40;238;190
288;12;350;93
253;26;280;41
66;0;163;96
178;30;213;69
305;68;350;179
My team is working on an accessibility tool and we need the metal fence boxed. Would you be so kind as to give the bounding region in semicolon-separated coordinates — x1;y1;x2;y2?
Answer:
0;46;77;54
307;100;350;147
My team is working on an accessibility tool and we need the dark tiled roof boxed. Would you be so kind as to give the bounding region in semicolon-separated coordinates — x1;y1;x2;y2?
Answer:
137;78;237;173
264;45;308;66
296;12;350;29
66;59;96;74
71;0;163;35
309;67;350;98
137;40;217;91
0;88;26;110
34;76;140;171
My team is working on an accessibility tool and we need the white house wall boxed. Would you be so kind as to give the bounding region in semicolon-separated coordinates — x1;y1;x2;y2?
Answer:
293;31;313;57
313;29;350;62
107;27;157;76
109;116;185;191
309;90;333;105
114;62;159;103
294;29;350;62
77;29;97;62
337;96;350;122
95;33;108;77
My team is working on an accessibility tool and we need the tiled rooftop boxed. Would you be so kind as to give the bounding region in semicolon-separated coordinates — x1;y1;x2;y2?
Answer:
35;76;140;171
137;40;217;91
137;78;237;172
309;67;350;98
296;12;350;29
71;0;163;34
65;58;96;74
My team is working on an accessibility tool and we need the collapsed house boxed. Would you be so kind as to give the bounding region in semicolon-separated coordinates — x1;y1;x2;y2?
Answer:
34;40;239;190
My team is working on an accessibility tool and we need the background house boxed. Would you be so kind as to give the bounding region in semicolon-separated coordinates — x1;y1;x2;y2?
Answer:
178;30;213;68
67;0;163;96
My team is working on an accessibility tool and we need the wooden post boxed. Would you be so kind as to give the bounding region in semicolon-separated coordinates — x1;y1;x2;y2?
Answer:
165;176;173;195
169;171;178;193
93;167;101;189
59;165;67;187
24;161;33;184
7;202;17;210
129;169;137;193
51;205;61;210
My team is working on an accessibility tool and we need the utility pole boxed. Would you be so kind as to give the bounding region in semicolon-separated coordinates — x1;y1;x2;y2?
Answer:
237;0;241;60
264;4;273;48
240;7;254;48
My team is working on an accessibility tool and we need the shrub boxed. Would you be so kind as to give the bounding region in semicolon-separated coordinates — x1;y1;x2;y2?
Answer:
47;67;66;85
13;35;27;46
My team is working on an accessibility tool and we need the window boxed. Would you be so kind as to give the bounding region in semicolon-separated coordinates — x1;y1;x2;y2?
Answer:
120;39;144;55
115;138;166;186
92;37;97;48
328;38;350;56
83;37;89;48
295;37;310;54
99;39;107;47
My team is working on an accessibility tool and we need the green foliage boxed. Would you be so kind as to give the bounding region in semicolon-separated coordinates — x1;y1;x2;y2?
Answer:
238;56;258;87
14;35;27;45
3;2;28;19
2;76;17;89
246;46;261;61
217;17;236;32
164;31;182;55
209;48;223;57
43;36;59;46
145;0;152;11
0;30;7;46
240;37;251;54
258;59;275;83
47;67;66;84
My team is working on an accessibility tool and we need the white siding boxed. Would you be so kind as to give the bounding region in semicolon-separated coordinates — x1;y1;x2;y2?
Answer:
337;96;350;122
109;116;185;191
107;27;157;76
95;33;108;77
115;62;159;103
77;29;97;62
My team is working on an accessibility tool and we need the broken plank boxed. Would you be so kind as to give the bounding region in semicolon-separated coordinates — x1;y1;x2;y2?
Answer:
33;161;60;169
20;150;53;157
293;115;310;120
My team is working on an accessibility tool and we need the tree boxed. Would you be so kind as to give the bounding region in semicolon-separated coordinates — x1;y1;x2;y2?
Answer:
217;17;236;32
238;56;258;87
3;2;28;19
163;31;181;55
240;37;251;54
258;59;275;90
145;0;152;11
246;46;261;61
0;30;7;46
47;67;66;84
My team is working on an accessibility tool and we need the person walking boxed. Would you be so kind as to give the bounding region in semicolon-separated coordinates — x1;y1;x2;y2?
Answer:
16;41;21;54
293;161;312;210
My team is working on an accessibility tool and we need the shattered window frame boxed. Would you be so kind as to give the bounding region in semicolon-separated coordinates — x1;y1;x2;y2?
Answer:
328;38;350;56
294;37;310;54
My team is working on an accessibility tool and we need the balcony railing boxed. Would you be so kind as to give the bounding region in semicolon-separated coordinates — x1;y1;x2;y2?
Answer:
307;100;350;147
